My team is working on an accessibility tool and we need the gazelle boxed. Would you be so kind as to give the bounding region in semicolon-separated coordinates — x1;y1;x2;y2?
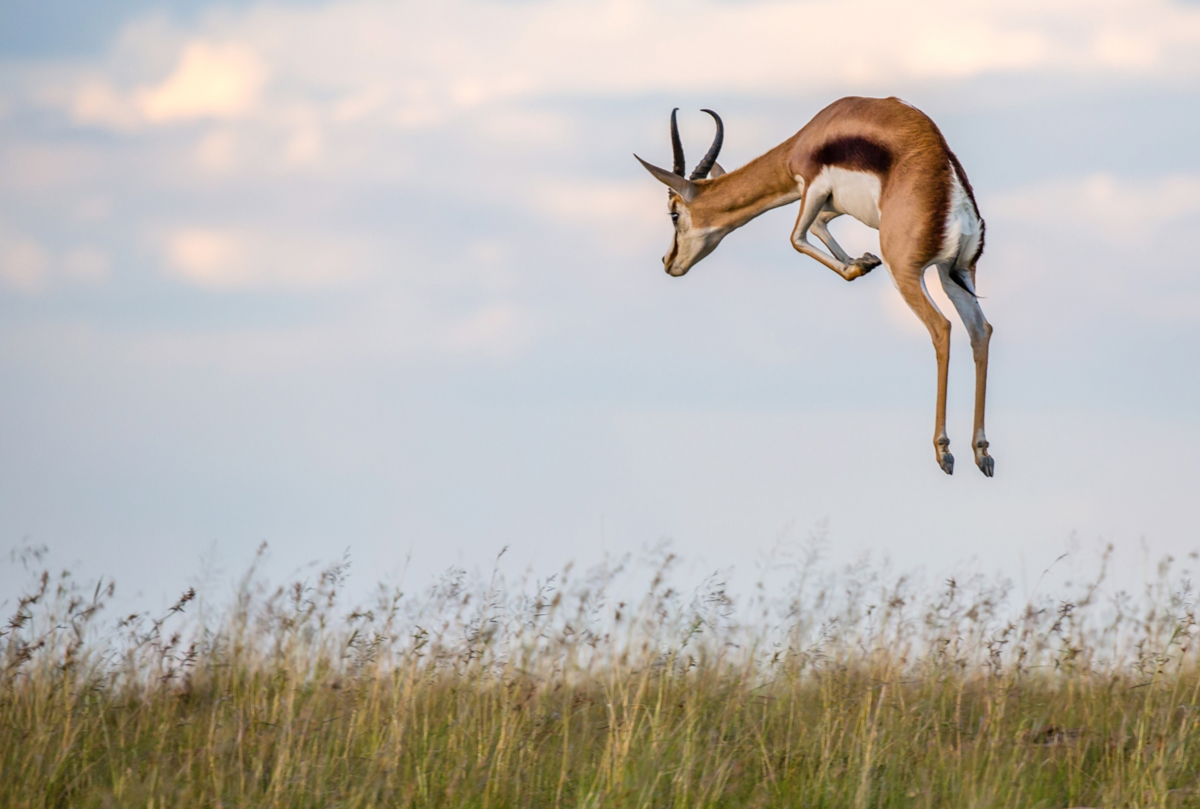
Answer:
635;96;994;477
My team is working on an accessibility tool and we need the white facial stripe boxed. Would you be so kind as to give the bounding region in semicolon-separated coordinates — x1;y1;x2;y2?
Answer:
665;222;723;275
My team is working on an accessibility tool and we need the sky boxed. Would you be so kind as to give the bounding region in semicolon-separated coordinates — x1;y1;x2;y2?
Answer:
2;0;1199;610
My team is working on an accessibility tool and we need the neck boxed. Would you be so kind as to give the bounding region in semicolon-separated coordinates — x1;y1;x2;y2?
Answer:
692;140;803;231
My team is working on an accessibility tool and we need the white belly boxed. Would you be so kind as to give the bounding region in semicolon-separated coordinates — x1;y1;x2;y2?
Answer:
825;167;882;229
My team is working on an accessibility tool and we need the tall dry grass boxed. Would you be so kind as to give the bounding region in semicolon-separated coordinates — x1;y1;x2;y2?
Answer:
3;542;1199;808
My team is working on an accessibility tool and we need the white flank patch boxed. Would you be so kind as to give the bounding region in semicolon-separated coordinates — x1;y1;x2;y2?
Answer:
940;166;983;266
824;167;882;229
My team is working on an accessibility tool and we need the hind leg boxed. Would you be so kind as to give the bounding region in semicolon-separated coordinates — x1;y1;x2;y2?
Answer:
887;258;954;474
937;263;994;477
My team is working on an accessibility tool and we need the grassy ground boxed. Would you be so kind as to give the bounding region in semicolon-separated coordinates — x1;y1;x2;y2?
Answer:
3;545;1199;808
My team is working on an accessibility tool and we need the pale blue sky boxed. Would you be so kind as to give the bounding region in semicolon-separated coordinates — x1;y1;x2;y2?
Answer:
2;0;1199;607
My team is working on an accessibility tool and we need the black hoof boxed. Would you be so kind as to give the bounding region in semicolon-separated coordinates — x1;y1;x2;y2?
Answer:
977;455;994;477
854;253;881;274
939;452;954;475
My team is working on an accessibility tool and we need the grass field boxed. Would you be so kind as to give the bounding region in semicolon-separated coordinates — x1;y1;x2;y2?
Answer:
3;543;1199;808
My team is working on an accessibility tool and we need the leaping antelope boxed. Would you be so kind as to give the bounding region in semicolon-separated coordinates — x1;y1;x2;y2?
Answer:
635;96;994;477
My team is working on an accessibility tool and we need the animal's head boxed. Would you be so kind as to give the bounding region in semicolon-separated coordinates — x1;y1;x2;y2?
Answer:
635;109;728;277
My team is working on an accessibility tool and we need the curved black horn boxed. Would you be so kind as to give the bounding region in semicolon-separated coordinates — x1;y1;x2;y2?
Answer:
670;108;686;177
689;109;724;180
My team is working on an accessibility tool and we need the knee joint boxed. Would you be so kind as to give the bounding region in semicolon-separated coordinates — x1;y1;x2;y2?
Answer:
931;320;951;345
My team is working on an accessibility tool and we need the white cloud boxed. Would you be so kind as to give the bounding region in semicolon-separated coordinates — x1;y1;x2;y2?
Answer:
137;41;266;123
163;227;373;290
72;40;266;129
6;0;1200;614
282;122;322;165
8;0;1200;344
194;129;239;172
0;236;50;292
44;0;1200;135
62;247;111;283
446;303;535;358
166;229;242;286
71;79;141;130
533;179;660;237
978;172;1200;333
0;238;109;290
990;173;1200;242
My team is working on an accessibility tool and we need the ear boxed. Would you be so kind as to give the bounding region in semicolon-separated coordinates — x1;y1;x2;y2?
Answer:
709;162;726;178
634;154;698;202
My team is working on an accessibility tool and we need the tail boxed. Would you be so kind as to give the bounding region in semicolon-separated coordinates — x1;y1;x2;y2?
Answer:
948;269;977;297
946;152;985;299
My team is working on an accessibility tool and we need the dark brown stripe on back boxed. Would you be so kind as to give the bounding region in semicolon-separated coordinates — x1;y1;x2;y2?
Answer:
814;136;893;174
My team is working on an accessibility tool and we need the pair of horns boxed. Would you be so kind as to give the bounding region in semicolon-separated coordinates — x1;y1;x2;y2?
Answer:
671;108;724;181
635;108;725;202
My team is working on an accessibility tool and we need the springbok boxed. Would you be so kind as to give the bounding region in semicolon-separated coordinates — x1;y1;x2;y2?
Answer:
635;96;994;477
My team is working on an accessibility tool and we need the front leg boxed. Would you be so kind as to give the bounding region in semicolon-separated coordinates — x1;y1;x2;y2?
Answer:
791;194;880;281
810;210;853;262
812;212;882;278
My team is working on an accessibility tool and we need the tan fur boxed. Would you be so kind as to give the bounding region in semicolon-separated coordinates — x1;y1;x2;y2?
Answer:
641;97;995;477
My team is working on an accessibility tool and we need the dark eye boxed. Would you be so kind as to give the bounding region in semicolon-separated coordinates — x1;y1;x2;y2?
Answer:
670;212;680;224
